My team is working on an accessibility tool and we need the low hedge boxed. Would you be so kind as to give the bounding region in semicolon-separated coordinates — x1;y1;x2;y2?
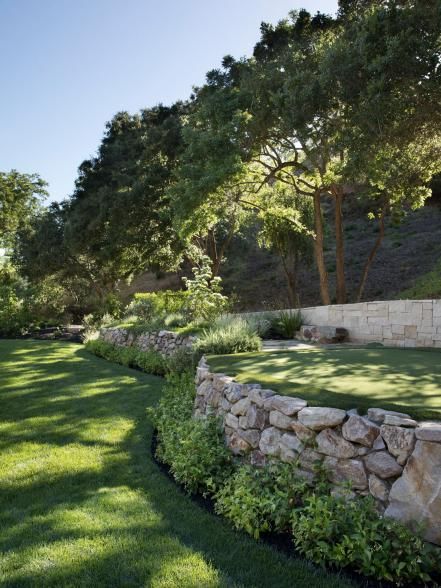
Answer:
86;339;168;376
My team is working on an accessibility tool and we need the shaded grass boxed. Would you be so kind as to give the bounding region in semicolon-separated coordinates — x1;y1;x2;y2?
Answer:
0;340;354;588
208;347;441;420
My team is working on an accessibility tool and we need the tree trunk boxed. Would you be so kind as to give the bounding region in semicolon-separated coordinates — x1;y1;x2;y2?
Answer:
313;191;331;305
280;252;300;308
357;207;386;302
334;188;346;304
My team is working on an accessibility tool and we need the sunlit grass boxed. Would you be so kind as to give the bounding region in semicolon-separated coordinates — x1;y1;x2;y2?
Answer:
0;340;353;588
208;346;441;420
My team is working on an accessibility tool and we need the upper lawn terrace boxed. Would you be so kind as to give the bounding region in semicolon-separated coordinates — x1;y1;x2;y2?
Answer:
208;346;441;421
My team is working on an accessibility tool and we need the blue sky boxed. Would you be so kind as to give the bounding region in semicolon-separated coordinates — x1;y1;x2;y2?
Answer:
0;0;338;202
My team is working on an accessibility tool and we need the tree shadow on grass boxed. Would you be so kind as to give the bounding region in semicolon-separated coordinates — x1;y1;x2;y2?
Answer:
0;341;354;588
209;348;441;420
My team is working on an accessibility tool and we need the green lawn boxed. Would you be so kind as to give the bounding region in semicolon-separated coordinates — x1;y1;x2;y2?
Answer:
0;340;353;588
208;347;441;420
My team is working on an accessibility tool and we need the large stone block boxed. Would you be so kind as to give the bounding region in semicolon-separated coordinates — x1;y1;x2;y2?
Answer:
323;457;368;490
280;432;303;454
381;425;416;465
245;403;268;430
316;428;357;459
259;427;282;456
416;422;441;443
298;407;346;431
342;415;380;447
385;440;441;546
367;408;411;424
364;451;403;479
269;410;294;430
266;395;307;415
231;397;250;416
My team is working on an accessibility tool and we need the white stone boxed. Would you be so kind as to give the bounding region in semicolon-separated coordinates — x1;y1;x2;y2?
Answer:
381;425;415;465
385;440;441;546
415;422;441;442
323;457;368;490
280;432;303;453
364;451;402;479
367;408;411;424
383;415;418;428
269;410;294;430
231;397;250;416
297;407;346;431
267;395;307;415
259;427;282;456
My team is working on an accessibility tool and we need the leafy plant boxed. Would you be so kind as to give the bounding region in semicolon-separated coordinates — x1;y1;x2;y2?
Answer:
182;255;228;321
215;462;309;539
194;316;261;355
291;494;441;586
152;374;233;493
165;347;198;375
85;339;167;376
271;310;303;339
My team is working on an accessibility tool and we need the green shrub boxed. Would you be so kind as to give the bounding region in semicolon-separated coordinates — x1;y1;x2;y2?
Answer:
166;347;198;375
182;255;228;321
215;462;309;539
152;374;233;493
271;309;303;339
131;290;190;319
291;494;441;585
85;339;167;376
195;316;261;355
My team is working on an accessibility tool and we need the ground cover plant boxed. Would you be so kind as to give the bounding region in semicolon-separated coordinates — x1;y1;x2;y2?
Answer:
0;339;355;588
151;367;441;586
207;347;441;420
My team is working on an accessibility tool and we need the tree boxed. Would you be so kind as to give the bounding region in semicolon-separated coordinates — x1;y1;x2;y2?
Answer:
0;170;47;247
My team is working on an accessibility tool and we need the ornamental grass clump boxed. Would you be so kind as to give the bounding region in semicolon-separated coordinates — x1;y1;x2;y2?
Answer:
195;316;261;355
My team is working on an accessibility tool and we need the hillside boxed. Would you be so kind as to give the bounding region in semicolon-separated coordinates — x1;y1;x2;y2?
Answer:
123;197;441;311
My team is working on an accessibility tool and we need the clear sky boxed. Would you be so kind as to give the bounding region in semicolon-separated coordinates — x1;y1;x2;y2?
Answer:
0;0;338;202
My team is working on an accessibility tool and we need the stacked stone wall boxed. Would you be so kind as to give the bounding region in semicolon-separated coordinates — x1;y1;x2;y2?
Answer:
194;357;441;546
99;327;194;357
300;300;441;347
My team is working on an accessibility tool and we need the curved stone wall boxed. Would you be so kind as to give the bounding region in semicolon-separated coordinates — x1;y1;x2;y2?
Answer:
194;357;441;546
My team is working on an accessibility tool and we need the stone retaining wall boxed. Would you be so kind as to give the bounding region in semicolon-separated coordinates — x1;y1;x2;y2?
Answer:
194;357;441;546
300;299;441;348
100;327;194;357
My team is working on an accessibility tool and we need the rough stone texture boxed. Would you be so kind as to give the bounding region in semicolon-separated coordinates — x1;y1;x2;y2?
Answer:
224;413;239;430
298;407;346;431
248;388;275;408
367;408;411;424
267;395;307;415
290;420;316;442
364;451;403;479
246;404;267;430
237;428;260;449
100;327;194;358
381;425;415;465
323;457;368;490
259;427;282;456
372;434;386;451
227;432;250;455
383;415;418;428
193;357;441;546
342;415;380;447
386;441;441;545
369;474;390;502
299;449;323;472
316;428;357;458
269;410;294;430
226;383;244;403
416;422;441;442
280;432;303;454
231;397;250;416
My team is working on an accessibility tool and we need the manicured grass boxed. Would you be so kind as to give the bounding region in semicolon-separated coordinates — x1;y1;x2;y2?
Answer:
208;346;441;420
0;340;353;588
